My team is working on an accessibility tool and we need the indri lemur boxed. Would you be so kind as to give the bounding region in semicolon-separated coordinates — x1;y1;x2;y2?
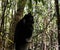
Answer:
14;13;34;50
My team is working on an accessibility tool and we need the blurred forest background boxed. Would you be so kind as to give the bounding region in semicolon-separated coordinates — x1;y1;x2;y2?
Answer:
0;0;60;50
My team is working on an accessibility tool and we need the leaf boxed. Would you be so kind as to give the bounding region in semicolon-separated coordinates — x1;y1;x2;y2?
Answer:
38;0;41;2
29;0;32;9
41;0;45;5
34;0;37;4
28;0;33;12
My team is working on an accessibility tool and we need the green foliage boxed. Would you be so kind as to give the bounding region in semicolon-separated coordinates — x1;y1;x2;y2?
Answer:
34;0;38;4
27;0;45;12
34;0;45;5
28;0;32;9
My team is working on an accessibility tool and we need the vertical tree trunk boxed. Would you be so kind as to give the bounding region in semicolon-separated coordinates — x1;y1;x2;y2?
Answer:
55;0;60;50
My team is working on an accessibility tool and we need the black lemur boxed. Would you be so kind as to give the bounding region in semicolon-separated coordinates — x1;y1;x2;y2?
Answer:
14;13;34;50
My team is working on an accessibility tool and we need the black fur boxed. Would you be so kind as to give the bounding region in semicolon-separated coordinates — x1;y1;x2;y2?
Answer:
14;13;34;50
